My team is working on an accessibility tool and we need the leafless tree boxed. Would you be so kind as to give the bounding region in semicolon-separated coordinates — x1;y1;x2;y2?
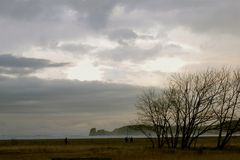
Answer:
136;68;240;150
213;69;240;149
160;87;182;149
136;89;168;148
169;70;222;149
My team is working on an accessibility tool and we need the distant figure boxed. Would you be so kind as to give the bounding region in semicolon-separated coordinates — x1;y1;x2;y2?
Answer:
130;137;133;143
124;137;128;143
65;137;68;145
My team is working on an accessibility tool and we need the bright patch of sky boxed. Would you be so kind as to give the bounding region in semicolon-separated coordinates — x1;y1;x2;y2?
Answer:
67;58;102;81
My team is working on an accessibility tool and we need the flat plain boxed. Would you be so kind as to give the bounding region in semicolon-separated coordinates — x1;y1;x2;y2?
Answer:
0;137;240;160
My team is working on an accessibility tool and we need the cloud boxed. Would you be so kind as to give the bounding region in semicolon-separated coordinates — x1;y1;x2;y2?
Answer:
107;28;138;45
0;54;68;68
0;76;142;137
0;77;141;114
0;0;118;28
56;43;95;54
96;44;161;62
0;54;69;76
0;1;238;80
121;0;240;36
93;40;189;63
101;65;170;87
1;0;239;60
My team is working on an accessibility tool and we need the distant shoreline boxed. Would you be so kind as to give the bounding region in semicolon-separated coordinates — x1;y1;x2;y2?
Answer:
1;134;240;140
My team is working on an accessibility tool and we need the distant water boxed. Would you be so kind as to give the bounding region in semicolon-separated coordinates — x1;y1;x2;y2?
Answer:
0;135;140;140
0;135;84;140
1;133;240;140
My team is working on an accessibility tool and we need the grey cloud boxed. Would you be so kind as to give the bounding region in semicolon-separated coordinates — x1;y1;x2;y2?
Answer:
0;76;141;137
96;44;162;62
0;54;68;69
121;0;240;35
0;0;45;20
56;43;95;54
0;0;68;22
162;43;187;57
47;0;118;29
179;63;239;73
102;67;170;87
108;28;138;41
0;0;116;52
121;0;216;13
0;0;239;79
1;0;239;35
0;54;69;76
0;0;118;28
0;77;141;114
106;28;138;46
95;42;187;62
0;19;89;52
0;0;239;56
164;43;182;50
181;1;240;35
0;67;33;76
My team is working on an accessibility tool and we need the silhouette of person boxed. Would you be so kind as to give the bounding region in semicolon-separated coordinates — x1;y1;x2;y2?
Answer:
65;137;68;145
124;137;128;143
130;137;133;143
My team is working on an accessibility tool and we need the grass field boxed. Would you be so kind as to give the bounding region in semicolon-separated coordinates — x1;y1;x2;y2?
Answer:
0;137;240;160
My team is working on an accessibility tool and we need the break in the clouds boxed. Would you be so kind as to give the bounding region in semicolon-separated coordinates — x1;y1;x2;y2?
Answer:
0;0;240;137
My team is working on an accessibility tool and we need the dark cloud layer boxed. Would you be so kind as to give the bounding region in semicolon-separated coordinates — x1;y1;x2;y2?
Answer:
0;54;68;69
0;76;142;137
0;77;141;114
0;54;69;76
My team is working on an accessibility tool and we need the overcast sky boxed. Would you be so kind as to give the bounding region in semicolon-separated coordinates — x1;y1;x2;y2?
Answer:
0;0;240;138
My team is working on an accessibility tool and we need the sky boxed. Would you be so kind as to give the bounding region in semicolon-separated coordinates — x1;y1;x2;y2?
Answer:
0;0;240;138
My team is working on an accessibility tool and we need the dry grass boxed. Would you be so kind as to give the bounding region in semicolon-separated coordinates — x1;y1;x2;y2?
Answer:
0;137;240;160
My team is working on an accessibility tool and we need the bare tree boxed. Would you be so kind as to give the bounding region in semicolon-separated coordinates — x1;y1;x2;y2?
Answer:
160;87;182;149
169;70;221;149
136;89;167;148
213;69;240;149
135;68;240;150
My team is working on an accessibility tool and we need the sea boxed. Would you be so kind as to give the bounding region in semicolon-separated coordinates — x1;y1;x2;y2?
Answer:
1;134;240;140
